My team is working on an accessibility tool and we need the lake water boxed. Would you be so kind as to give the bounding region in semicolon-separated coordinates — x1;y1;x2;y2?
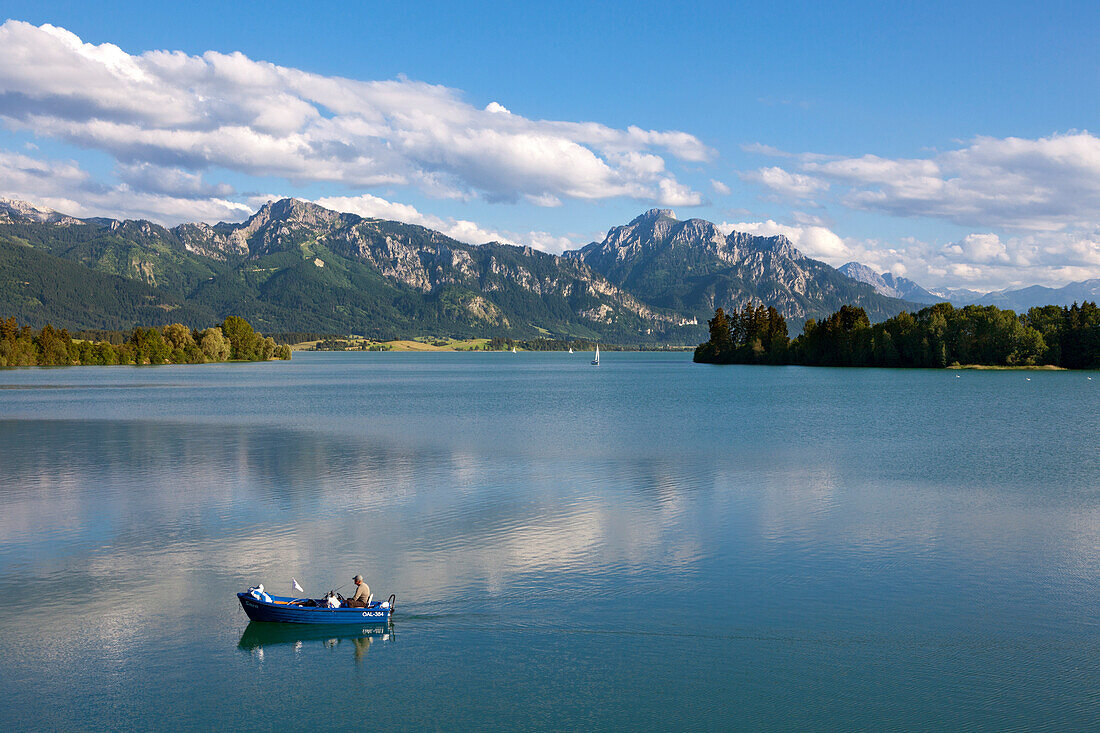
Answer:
1;352;1099;730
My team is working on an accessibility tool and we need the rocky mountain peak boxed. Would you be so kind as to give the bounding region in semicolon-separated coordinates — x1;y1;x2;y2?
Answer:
250;198;343;227
838;261;891;289
756;234;802;259
0;197;82;225
839;261;945;304
629;208;676;225
723;231;803;261
839;261;899;298
227;198;351;258
839;261;878;280
565;211;918;326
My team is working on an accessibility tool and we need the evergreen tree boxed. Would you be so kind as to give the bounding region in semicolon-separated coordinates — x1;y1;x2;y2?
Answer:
708;308;733;349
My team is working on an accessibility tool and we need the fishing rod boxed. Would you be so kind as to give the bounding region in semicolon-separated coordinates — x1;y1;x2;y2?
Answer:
288;579;348;604
321;582;351;604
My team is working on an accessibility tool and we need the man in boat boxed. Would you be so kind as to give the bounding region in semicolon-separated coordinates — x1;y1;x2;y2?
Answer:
347;574;371;608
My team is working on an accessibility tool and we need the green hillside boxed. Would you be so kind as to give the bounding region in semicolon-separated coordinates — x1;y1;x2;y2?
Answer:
0;238;215;329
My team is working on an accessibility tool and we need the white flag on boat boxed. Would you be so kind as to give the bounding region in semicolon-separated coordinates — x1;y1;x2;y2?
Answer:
291;578;304;593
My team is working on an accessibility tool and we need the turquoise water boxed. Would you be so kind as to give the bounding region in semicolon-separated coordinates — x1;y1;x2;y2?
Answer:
1;352;1099;730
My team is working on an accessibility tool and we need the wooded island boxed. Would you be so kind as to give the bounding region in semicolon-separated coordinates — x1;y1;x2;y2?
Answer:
694;302;1100;369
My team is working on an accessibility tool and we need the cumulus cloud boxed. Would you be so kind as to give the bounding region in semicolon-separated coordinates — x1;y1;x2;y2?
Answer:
0;144;572;252
710;179;731;195
656;178;704;206
748;132;1100;233
739;132;1100;289
941;233;1010;264
718;219;849;260
0;20;707;207
0;148;251;222
714;216;1088;291
740;166;829;199
521;230;576;254
315;193;508;245
116;162;235;199
817;229;1100;292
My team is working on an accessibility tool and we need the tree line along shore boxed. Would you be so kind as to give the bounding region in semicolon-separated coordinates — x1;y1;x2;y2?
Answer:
694;301;1100;369
298;335;688;352
0;316;291;367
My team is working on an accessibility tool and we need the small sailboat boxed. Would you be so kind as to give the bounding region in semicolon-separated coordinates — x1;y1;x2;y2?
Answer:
591;343;600;366
568;347;573;354
512;346;517;353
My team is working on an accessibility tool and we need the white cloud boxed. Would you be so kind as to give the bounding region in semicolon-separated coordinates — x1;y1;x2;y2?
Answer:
0;146;574;252
656;177;703;206
941;233;1010;264
710;179;731;195
741;142;832;163
523;193;562;207
741;142;795;158
0;20;707;207
819;229;1100;292
719;219;849;259
521;230;576;254
738;132;1100;289
116;162;234;199
741;166;829;199
314;192;575;253
753;132;1100;233
315;193;507;245
0;148;251;222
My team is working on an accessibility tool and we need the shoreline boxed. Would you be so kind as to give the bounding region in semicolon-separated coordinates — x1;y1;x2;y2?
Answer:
291;338;489;352
291;337;694;352
951;364;1066;370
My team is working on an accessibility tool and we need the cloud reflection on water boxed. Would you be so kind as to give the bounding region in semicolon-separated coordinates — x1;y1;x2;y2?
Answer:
0;418;721;626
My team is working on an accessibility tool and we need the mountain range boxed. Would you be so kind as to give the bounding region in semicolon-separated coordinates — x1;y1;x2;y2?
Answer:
0;197;944;342
836;262;945;305
840;260;1100;312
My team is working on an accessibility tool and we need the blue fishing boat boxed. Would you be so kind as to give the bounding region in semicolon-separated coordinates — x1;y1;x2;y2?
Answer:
237;590;396;624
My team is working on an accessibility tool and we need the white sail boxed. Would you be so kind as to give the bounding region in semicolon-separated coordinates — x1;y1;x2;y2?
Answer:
591;343;600;365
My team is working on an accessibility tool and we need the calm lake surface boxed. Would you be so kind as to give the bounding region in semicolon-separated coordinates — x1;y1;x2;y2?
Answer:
1;351;1099;730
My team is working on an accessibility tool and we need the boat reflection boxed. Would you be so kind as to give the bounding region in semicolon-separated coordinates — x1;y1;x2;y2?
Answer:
238;621;394;664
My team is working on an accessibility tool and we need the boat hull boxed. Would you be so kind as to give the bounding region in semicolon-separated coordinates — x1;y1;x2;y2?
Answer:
237;592;392;624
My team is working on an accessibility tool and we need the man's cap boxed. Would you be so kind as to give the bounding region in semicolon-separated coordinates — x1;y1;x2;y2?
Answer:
353;574;363;582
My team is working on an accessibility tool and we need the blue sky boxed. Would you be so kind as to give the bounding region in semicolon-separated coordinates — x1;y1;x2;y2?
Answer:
0;0;1098;290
